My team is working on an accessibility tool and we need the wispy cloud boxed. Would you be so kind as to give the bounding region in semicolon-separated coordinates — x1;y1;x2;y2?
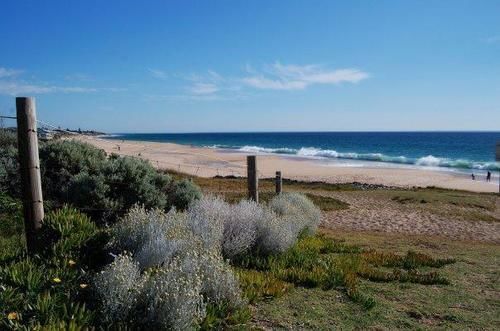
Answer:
189;82;219;95
0;66;124;96
148;68;168;80
482;35;500;44
242;62;369;90
0;67;23;78
169;62;368;101
183;70;227;97
0;81;126;96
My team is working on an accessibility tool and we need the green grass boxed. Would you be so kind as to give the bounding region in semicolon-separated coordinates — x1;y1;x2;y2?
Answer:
178;174;499;329
251;230;500;330
235;234;455;315
0;194;25;259
0;196;106;329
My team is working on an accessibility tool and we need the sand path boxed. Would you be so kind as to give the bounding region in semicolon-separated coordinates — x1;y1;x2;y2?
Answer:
320;191;500;243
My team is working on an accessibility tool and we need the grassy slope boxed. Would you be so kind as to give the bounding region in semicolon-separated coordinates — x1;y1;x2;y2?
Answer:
185;173;499;330
2;171;499;330
253;230;499;329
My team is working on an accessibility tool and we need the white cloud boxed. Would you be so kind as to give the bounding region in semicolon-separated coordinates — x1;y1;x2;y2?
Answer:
242;76;307;90
0;81;125;96
0;67;124;96
148;68;168;80
242;62;369;90
0;81;98;95
189;82;219;95
0;67;23;78
183;70;226;96
154;62;369;102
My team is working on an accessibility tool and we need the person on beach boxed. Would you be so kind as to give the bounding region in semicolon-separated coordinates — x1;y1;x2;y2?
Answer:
486;171;491;182
471;173;475;180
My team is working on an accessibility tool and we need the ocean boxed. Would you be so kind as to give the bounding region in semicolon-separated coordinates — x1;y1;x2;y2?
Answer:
105;132;500;174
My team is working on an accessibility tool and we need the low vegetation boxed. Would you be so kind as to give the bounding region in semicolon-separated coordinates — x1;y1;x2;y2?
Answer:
1;130;498;329
0;135;202;222
0;203;105;329
1;188;463;329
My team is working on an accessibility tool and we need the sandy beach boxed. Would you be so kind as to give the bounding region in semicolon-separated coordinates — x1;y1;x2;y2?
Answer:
74;135;498;193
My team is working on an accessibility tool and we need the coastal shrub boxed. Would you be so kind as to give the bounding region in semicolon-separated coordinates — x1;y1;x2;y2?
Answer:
253;208;300;254
97;205;245;328
222;200;260;258
197;251;244;307
269;192;322;235
36;140;200;221
186;194;320;257
0;129;17;149
0;129;19;196
102;155;171;211
110;206;191;269
187;196;227;251
166;178;202;211
94;254;144;323
40;140;108;200
65;172;118;220
142;255;206;330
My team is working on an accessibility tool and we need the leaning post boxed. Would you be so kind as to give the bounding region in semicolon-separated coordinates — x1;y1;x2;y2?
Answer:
275;171;282;194
247;155;258;202
16;97;44;254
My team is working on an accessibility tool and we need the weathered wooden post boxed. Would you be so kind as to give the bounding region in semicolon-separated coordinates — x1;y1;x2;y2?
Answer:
247;155;258;202
275;171;282;194
16;97;44;253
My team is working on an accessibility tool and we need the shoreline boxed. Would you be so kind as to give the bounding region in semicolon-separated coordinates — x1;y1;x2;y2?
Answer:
74;136;499;193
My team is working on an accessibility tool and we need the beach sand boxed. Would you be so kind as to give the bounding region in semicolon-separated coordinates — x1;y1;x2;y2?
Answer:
74;135;498;193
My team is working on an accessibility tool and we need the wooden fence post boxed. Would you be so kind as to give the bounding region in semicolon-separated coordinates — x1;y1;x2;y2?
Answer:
275;171;282;194
247;155;258;202
16;97;44;253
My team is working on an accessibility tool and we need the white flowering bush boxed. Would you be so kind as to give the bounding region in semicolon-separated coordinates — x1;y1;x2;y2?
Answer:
269;192;321;235
198;251;244;307
222;199;261;258
187;195;227;250
96;204;245;328
253;209;297;254
142;255;206;330
110;206;191;269
94;254;145;323
95;192;320;327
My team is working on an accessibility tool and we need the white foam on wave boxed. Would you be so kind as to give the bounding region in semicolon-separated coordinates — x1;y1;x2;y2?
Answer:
416;155;441;167
415;155;499;170
230;145;499;171
297;147;339;158
238;145;297;154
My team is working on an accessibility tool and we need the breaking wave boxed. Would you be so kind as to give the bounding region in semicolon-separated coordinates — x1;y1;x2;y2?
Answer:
235;145;500;171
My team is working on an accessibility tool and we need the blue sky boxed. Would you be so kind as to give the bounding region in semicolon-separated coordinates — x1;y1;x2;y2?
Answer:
0;0;499;132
